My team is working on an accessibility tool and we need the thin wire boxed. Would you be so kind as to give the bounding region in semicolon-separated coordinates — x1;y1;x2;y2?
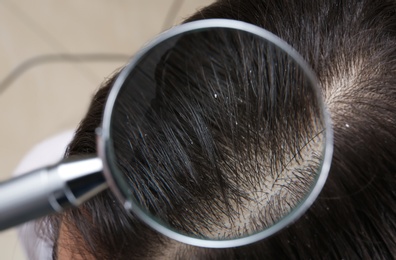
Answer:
0;53;130;95
162;0;185;31
0;0;185;95
0;1;131;95
2;1;71;54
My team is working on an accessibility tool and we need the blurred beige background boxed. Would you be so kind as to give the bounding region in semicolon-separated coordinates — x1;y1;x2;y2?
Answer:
0;0;213;259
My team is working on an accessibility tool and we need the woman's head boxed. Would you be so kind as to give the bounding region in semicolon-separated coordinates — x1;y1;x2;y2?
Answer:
51;0;396;259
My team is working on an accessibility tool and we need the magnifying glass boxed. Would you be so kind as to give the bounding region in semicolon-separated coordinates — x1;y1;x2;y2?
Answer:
0;19;333;248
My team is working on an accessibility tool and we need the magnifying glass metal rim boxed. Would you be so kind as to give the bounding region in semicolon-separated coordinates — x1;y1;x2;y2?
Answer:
98;18;334;248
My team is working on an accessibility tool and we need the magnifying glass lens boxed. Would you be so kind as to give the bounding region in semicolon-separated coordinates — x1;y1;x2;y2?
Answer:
104;21;331;246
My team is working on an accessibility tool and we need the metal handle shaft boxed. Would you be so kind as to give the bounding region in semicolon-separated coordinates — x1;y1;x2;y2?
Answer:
0;156;107;230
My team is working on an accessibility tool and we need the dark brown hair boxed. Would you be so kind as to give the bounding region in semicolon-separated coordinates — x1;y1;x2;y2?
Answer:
49;0;396;259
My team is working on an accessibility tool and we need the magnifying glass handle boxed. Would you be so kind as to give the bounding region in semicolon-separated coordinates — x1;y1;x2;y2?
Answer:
0;156;107;231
